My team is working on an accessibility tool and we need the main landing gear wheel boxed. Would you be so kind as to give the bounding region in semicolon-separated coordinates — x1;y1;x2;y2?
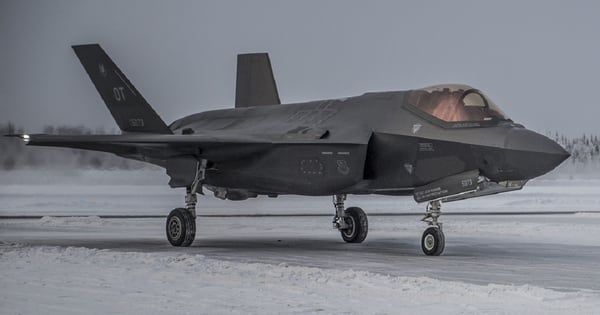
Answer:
332;194;368;243
421;226;445;256
340;207;368;243
166;208;196;247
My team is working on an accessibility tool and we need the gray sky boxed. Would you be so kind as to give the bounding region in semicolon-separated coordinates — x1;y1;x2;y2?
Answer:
1;0;598;137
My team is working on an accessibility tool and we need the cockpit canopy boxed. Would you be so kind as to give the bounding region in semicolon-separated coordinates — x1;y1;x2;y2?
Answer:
407;84;509;123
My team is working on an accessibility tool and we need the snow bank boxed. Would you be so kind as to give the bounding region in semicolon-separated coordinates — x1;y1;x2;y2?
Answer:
574;212;600;218
39;216;105;227
0;169;167;185
1;245;598;315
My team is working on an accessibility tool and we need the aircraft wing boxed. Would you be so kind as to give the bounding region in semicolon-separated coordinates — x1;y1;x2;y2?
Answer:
8;131;369;188
9;133;273;162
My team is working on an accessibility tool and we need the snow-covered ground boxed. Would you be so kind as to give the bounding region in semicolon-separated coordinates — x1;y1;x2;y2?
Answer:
2;244;599;315
1;169;600;314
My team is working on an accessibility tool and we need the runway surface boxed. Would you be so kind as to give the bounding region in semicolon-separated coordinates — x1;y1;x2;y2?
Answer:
2;170;600;314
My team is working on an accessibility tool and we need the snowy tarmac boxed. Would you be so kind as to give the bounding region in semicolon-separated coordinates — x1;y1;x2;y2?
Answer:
2;170;600;314
2;214;600;291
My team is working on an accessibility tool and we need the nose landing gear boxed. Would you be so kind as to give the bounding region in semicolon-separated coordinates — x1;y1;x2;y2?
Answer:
421;200;445;256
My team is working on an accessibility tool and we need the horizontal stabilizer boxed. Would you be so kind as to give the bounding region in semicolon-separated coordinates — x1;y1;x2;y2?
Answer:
235;53;280;107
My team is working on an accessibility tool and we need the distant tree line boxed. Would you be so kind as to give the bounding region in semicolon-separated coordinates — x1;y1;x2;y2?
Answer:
549;132;600;164
0;122;153;170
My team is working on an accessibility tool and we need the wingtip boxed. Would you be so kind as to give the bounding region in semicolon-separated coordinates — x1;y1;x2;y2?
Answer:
4;134;30;143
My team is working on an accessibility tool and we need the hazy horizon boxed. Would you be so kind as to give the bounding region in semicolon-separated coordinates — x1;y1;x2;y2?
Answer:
1;1;599;137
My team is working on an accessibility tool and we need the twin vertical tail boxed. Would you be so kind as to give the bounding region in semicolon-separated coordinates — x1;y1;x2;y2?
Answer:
235;53;280;108
72;44;172;134
74;44;281;129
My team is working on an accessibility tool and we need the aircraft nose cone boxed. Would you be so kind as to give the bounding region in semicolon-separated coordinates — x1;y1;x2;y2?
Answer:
504;129;570;179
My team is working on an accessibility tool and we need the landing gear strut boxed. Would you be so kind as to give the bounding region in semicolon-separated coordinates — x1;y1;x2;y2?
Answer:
421;200;445;256
166;159;206;247
333;194;368;243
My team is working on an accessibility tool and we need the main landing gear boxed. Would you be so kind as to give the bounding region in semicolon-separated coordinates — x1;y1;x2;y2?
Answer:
166;160;206;247
421;200;445;256
332;194;368;243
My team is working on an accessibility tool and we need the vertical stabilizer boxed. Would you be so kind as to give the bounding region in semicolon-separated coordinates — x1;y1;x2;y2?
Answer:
235;53;281;107
72;44;172;134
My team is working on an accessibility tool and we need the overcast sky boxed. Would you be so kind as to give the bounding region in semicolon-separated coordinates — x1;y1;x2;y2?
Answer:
1;0;598;136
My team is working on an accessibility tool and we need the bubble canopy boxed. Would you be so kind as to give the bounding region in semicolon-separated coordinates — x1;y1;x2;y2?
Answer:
407;84;509;123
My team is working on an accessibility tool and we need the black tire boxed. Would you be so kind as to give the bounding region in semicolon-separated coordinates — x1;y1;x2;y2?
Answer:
421;226;445;256
340;207;368;243
166;208;196;247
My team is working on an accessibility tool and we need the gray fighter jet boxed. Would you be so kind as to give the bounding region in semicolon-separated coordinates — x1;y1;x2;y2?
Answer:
10;44;569;255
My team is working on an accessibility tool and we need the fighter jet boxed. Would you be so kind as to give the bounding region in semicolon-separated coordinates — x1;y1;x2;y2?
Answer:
9;44;569;255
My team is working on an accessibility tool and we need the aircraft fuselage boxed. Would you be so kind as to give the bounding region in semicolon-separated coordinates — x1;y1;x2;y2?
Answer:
169;90;568;199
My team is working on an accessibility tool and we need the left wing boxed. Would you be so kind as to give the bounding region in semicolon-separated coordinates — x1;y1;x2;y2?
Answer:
8;133;272;162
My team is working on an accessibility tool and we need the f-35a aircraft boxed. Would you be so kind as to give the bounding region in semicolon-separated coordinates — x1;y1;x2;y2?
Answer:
12;44;570;255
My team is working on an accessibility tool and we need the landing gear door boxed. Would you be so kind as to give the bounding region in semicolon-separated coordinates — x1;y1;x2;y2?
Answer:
166;156;199;188
413;170;479;203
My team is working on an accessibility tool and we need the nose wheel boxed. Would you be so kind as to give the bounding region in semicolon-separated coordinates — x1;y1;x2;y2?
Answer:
421;226;445;256
421;200;445;256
